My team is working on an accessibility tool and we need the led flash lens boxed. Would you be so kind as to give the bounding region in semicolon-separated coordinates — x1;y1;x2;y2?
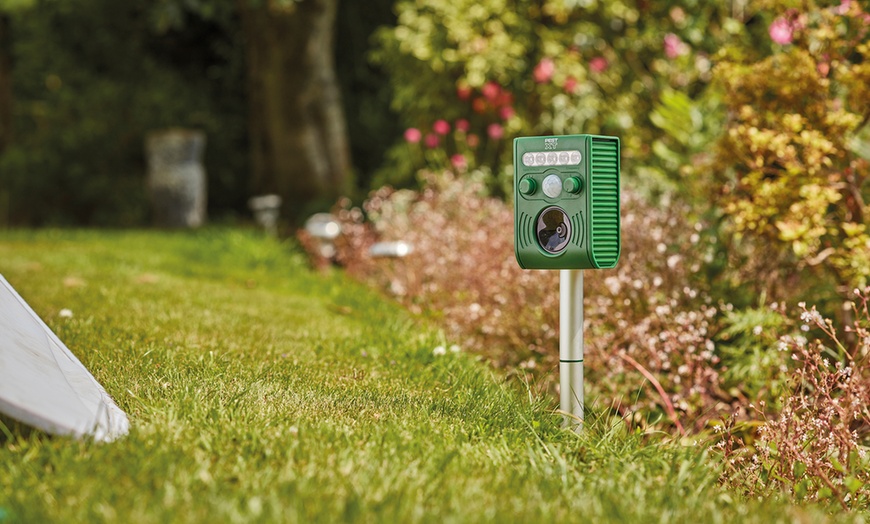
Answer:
522;152;535;166
521;150;582;167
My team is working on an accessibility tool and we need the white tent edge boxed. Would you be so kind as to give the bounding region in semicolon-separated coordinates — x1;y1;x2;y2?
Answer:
0;274;129;442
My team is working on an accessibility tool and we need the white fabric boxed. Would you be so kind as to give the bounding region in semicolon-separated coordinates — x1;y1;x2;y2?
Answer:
0;275;129;442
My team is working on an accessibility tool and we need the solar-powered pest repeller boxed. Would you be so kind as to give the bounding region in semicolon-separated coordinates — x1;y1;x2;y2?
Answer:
513;134;621;429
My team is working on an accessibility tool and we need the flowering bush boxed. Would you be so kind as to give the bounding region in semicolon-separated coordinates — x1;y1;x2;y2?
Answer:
719;289;870;510
371;0;744;192
712;0;870;297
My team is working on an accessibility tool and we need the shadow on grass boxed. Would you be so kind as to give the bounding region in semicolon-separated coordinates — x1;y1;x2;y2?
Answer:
0;413;40;444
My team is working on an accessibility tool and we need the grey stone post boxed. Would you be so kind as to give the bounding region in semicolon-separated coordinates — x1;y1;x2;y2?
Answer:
146;129;207;228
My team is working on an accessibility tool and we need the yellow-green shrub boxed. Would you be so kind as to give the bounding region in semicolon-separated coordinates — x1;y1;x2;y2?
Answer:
713;0;870;294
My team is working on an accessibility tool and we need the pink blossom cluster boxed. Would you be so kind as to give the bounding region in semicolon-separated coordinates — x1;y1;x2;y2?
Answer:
467;80;515;121
400;80;515;174
532;55;608;95
533;57;555;83
663;33;690;59
768;1;869;48
768;9;807;45
768;17;795;45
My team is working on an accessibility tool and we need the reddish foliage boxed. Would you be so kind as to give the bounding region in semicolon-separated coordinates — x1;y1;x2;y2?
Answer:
314;173;729;431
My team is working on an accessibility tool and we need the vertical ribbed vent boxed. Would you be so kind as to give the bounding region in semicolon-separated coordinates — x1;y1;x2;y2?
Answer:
590;137;620;268
570;213;582;246
518;212;533;249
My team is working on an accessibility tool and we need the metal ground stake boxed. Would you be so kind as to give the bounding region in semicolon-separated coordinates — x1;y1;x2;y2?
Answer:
560;269;584;430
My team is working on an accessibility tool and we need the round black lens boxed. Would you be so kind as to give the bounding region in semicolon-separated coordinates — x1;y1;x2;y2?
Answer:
536;206;571;254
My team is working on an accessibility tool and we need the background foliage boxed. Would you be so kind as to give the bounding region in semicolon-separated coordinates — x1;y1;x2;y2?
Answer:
711;0;870;300
370;0;751;196
0;0;399;226
0;0;248;225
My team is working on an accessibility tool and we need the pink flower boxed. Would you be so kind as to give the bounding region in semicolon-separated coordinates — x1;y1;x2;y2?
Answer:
564;76;578;94
836;0;852;15
467;133;480;148
663;33;689;59
817;61;830;77
456;83;472;100
424;133;440;148
404;128;422;143
499;106;515;120
533;57;555;83
769;17;794;45
455;119;470;133
589;56;608;73
487;123;504;140
450;154;468;171
433;119;450;135
482;81;501;102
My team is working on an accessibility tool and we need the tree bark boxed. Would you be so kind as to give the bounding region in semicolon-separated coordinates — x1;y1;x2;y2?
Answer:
0;14;12;153
240;0;351;220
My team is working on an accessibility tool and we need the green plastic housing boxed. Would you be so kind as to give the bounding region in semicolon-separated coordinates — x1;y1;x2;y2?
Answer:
513;134;621;270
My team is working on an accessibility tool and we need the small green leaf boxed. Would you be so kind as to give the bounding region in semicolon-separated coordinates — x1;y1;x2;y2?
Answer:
844;476;863;494
793;461;806;479
652;140;682;166
794;479;809;500
849;450;862;471
848;127;870;161
818;486;832;500
831;456;846;474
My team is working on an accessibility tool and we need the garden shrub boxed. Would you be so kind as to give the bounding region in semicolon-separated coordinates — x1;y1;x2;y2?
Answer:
716;304;794;408
712;0;870;300
371;0;743;197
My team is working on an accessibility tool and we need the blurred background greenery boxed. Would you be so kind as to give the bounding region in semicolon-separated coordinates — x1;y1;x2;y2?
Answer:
0;0;765;222
0;0;401;225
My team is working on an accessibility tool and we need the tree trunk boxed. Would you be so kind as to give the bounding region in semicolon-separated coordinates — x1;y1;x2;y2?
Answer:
0;14;12;153
240;0;351;221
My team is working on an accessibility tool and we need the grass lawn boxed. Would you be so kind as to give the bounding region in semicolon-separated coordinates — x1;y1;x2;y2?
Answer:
0;228;847;522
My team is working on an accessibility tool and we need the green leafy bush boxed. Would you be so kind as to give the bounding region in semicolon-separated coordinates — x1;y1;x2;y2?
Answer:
371;0;744;195
712;0;870;297
717;304;794;407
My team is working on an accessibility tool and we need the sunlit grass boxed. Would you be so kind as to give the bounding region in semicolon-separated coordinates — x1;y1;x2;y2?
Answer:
0;228;847;522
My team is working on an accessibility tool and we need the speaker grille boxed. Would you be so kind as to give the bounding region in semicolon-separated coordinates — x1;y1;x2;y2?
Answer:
590;137;620;268
518;211;533;249
570;213;583;246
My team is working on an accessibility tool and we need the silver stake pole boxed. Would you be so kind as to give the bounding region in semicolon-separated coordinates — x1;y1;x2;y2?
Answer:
560;269;584;430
